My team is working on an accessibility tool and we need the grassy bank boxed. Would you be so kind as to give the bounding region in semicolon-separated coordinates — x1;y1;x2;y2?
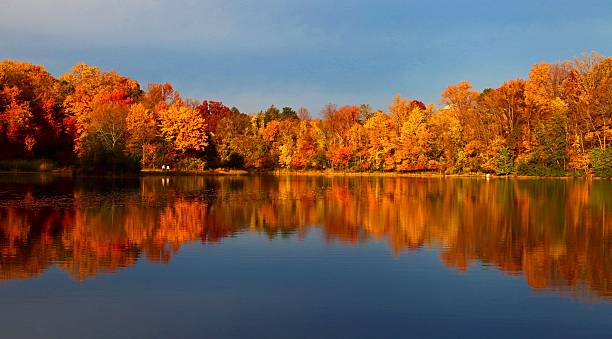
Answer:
141;168;249;176
140;168;610;179
1;160;608;179
269;170;598;179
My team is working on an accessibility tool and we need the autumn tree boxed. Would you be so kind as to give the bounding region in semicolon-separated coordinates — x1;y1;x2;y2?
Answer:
464;80;526;172
141;82;179;112
389;94;410;133
291;120;319;168
75;89;139;171
214;110;251;168
88;100;128;152
434;82;480;172
159;103;208;162
0;86;36;155
359;103;374;121
297;107;311;120
430;109;462;172
563;53;611;154
126;103;159;167
395;106;432;171
1;53;610;176
61;63;139;158
524;64;554;151
196;100;232;133
441;82;479;119
324;105;360;138
0;61;69;160
346;123;367;170
362;111;394;170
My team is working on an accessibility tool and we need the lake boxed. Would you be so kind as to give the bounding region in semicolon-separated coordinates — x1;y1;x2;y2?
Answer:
0;174;610;338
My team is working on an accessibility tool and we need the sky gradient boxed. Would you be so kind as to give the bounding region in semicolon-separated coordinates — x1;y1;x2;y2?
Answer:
1;0;611;114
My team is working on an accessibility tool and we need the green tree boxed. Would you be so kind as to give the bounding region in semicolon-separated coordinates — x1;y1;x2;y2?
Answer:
495;147;513;175
263;105;280;123
280;106;297;120
589;148;612;177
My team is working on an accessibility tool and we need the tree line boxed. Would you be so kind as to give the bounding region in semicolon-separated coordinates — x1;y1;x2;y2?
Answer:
0;52;610;176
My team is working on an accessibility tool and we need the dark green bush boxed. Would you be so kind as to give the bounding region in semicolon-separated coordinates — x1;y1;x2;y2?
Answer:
222;152;245;169
309;151;329;170
80;148;139;173
0;159;58;171
176;157;207;171
589;147;612;178
495;147;513;175
514;160;566;177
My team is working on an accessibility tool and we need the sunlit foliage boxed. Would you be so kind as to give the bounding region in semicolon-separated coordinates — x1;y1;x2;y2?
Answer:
0;52;610;175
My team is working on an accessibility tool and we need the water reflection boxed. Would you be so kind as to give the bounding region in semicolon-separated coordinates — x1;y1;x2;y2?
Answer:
0;174;610;301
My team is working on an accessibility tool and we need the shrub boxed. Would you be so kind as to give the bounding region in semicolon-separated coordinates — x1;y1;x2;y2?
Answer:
0;159;58;171
80;148;139;173
309;151;329;170
495;147;513;175
589;148;612;178
176;157;207;171
222;152;245;169
514;160;566;177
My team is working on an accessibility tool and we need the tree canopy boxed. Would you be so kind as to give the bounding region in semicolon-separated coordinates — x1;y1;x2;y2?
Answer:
0;52;610;176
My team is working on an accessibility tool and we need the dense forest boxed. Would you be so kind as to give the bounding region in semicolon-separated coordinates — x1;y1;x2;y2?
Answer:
0;52;610;176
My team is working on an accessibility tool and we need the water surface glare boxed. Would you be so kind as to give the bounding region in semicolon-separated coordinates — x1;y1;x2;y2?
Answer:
0;174;610;338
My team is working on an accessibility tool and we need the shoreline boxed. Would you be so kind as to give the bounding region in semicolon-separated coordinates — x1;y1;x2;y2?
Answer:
0;168;612;180
0;168;609;180
267;170;606;180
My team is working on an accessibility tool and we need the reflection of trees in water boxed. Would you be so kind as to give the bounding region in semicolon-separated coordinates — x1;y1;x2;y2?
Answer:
0;176;610;301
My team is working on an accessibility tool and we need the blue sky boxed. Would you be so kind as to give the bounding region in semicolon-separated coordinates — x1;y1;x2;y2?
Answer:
1;0;611;114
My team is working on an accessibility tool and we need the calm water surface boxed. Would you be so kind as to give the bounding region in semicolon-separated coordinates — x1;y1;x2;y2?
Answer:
0;174;610;338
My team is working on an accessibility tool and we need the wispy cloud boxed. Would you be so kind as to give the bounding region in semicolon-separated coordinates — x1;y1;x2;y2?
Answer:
1;0;611;113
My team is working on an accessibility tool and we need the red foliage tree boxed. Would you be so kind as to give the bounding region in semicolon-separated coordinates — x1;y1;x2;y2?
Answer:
196;100;232;133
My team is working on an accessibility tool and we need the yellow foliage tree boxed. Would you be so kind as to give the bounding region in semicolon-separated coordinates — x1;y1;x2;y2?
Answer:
159;104;208;154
